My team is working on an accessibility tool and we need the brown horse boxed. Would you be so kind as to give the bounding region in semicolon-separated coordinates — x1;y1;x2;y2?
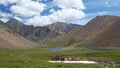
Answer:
51;55;81;61
51;55;64;61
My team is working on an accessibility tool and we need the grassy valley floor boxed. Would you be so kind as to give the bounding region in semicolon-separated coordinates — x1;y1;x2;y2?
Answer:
0;48;120;68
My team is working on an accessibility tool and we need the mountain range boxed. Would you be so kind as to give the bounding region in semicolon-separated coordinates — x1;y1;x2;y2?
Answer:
0;15;120;48
6;18;59;42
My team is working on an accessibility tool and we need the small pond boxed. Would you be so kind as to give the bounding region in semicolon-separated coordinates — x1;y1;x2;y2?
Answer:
46;48;73;52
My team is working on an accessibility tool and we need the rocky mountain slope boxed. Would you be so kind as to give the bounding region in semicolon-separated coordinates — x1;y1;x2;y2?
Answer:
6;18;59;42
0;20;36;48
45;22;80;34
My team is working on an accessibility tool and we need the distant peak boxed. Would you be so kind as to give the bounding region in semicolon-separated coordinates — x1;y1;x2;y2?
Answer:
49;22;80;26
0;20;5;25
6;18;24;26
0;20;4;23
52;22;67;25
8;18;20;23
96;15;120;18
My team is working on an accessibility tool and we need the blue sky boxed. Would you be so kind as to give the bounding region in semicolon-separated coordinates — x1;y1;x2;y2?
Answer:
0;0;120;26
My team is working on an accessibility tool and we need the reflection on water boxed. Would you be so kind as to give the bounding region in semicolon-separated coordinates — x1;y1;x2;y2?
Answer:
46;48;72;52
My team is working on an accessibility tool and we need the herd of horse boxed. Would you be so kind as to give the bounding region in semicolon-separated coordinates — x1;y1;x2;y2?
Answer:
51;55;81;61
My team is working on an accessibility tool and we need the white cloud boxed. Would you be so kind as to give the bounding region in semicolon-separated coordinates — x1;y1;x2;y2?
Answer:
53;0;85;10
10;0;46;17
0;0;47;23
11;5;40;17
0;18;9;22
26;15;51;26
0;11;12;18
0;0;18;6
7;0;18;4
23;0;86;26
26;8;85;26
0;0;8;6
0;10;13;22
13;16;23;22
49;9;56;13
49;8;85;22
17;0;46;12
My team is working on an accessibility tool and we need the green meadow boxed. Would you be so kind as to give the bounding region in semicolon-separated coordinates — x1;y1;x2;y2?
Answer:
0;48;120;68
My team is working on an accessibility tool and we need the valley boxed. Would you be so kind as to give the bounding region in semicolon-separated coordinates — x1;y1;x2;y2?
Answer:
0;15;120;68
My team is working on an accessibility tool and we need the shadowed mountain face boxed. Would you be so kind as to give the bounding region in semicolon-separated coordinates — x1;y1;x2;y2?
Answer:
6;18;59;42
0;20;36;48
45;22;80;34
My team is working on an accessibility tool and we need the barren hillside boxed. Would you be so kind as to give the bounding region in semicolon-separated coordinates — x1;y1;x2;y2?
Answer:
0;20;37;48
